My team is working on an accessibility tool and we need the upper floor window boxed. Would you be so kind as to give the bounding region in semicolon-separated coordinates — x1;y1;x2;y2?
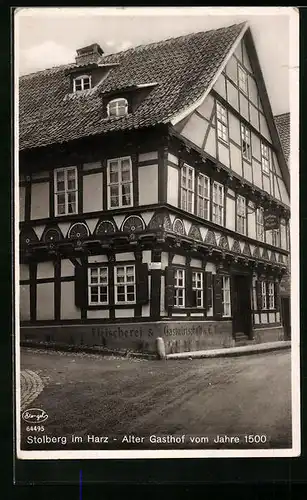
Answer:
192;271;204;308
73;75;91;92
236;195;246;235
238;65;248;94
88;267;108;305
107;157;133;209
241;124;251;161
54;166;78;216
216;102;228;143
256;207;264;242
114;265;136;304
222;275;231;317
174;268;185;308
212;181;224;226
197;173;210;220
261;142;270;175
180;164;195;214
107;98;128;118
271;227;280;247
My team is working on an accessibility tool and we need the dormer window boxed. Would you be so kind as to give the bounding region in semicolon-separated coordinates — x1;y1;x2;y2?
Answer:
107;98;128;118
73;75;91;92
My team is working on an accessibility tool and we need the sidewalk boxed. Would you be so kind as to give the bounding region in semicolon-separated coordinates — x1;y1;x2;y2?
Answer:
166;341;291;360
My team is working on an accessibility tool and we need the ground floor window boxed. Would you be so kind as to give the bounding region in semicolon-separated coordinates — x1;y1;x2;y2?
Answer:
114;265;136;304
222;275;231;317
261;281;267;309
174;268;185;307
192;271;203;308
88;267;108;305
268;282;275;310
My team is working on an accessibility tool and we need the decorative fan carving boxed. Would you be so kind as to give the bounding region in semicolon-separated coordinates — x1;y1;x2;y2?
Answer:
270;251;276;262
218;235;229;250
262;248;269;260
20;227;39;246
122;216;144;233
204;230;217;246
278;254;284;264
96;220;116;235
68;222;89;239
43;227;62;243
173;219;185;235
242;243;251;256
253;246;260;258
231;240;241;253
188;225;202;241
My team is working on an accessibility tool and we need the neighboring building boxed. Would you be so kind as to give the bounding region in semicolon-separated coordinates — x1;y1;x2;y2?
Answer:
19;22;290;355
275;112;291;339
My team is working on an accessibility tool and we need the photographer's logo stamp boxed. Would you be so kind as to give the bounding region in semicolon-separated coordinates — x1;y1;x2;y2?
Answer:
22;408;48;424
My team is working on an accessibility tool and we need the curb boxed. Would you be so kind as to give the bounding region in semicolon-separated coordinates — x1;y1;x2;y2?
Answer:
20;341;158;360
166;341;291;360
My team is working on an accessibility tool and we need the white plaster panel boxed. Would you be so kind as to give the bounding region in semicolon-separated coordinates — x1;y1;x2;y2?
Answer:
138;165;158;205
61;282;81;320
20;284;30;321
31;182;49;220
138;151;158;162
37;283;54;320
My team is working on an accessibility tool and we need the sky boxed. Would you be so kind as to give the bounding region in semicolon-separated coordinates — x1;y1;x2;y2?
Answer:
15;7;298;115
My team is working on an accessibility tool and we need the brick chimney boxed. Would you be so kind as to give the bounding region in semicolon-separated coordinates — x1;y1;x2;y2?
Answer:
75;43;104;66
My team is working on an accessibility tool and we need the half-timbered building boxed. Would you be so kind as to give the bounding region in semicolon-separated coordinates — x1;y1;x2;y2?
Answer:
19;22;290;355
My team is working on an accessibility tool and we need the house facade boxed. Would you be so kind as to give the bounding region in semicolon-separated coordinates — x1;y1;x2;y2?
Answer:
19;22;290;355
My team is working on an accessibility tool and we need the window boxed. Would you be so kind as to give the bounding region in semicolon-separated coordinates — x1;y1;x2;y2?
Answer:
222;276;231;317
54;167;78;216
238;65;248;94
216;102;228;143
271;227;280;247
73;75;91;92
268;282;275;310
236;195;246;235
88;267;108;305
256;207;264;242
174;269;185;307
197;173;210;220
261;282;267;310
261;142;270;175
114;265;136;304
212;181;224;226
192;271;203;308
107;98;128;118
241;124;251;161
181;164;195;214
107;157;133;209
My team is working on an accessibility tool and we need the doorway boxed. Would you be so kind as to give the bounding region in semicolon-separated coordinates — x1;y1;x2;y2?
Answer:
281;297;291;340
232;274;252;339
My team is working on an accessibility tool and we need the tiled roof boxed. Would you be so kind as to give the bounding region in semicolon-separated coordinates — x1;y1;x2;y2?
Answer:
19;22;246;151
274;112;290;163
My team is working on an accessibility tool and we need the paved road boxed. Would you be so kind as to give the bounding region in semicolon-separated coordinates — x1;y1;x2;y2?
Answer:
19;347;292;450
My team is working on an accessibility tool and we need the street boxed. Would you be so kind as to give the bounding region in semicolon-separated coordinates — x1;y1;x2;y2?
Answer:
19;347;292;450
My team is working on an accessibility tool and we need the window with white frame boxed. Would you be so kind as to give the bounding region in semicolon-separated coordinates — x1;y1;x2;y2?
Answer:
192;271;203;308
268;282;275;310
238;65;248;94
54;167;78;216
271;227;280;247
236;195;246;235
174;269;185;307
261;142;270;175
216;102;228;143
197;173;210;220
114;265;136;304
241;124;251;161
107;157;133;209
256;207;264;242
222;276;231;317
212;181;224;226
73;75;91;92
107;98;128;117
261;281;267;309
88;267;108;305
181;164;195;214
